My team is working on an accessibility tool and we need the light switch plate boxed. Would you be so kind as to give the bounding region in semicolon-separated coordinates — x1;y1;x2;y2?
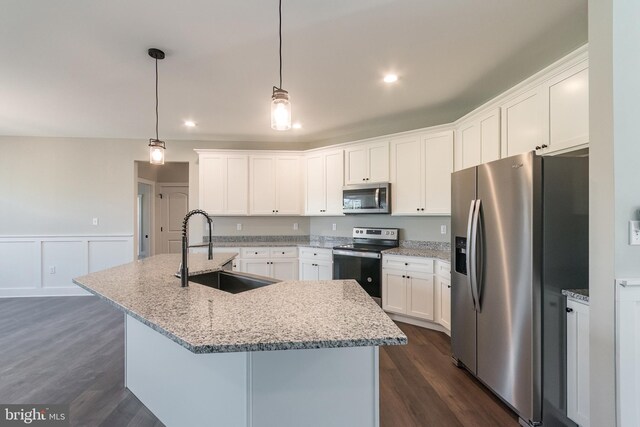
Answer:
332;223;337;231
293;223;298;231
441;225;447;235
630;221;640;245
236;223;242;231
92;218;99;226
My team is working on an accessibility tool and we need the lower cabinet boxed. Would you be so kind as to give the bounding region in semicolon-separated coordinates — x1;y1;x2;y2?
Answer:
237;247;298;281
566;298;590;427
382;255;451;330
298;247;333;281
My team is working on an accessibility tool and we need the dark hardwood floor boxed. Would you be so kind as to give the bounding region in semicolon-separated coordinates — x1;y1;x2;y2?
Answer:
0;297;517;426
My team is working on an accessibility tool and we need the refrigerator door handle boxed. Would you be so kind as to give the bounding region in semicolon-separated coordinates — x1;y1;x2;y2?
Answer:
466;199;479;311
472;199;482;312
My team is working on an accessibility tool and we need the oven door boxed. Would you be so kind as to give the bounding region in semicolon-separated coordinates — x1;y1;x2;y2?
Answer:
332;250;382;300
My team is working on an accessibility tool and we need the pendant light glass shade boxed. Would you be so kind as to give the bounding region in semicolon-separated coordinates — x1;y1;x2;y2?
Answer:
271;87;291;131
148;139;165;165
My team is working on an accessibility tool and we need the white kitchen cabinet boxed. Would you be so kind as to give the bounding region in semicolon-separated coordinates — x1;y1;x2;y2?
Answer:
344;140;389;184
237;247;298;280
249;156;301;215
542;61;589;154
198;153;249;215
437;276;451;329
567;298;590;427
382;255;435;321
501;87;544;157
455;108;501;170
304;149;344;215
390;130;453;215
298;247;333;281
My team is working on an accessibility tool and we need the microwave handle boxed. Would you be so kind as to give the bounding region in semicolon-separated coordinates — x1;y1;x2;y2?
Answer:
375;188;380;208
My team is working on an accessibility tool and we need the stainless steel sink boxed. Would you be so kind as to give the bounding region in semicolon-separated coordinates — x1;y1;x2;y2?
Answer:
188;270;279;294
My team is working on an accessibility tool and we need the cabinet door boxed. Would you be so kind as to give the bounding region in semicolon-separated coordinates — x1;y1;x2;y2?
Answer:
324;150;344;215
271;259;298;281
275;157;301;215
390;136;423;215
439;276;451;329
299;260;318;281
406;272;435;320
226;155;249;215
459;122;481;169
423;131;453;215
241;259;271;277
502;88;543;157
316;261;333;280
543;62;589;154
382;269;407;314
199;155;225;214
479;108;501;163
567;299;590;427
367;140;390;183
345;145;368;184
305;154;326;215
250;156;276;214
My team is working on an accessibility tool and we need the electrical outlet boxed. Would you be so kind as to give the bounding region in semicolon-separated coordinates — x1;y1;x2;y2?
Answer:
236;223;242;231
441;225;447;235
92;218;99;226
293;223;298;231
332;223;337;231
630;221;640;245
49;266;56;274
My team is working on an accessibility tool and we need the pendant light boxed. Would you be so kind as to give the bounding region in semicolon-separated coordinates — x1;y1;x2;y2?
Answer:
148;48;166;165
271;0;291;131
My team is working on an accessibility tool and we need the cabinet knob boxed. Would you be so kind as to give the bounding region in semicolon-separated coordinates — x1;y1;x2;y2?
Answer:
362;178;366;181
535;146;541;150
405;263;408;266
407;276;411;279
416;208;420;211
541;144;548;149
402;275;406;278
447;285;451;289
566;307;574;313
421;208;425;211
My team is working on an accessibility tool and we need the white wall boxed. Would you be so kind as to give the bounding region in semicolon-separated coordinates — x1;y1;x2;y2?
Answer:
589;0;640;425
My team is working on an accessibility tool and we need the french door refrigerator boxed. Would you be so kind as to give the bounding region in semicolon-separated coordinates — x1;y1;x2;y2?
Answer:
451;152;588;427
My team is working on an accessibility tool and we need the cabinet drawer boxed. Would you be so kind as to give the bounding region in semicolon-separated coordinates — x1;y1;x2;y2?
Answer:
299;247;333;261
436;260;451;277
269;247;298;258
240;248;270;258
383;255;434;273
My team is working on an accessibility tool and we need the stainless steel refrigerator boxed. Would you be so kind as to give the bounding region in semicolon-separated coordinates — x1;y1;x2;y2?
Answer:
451;152;588;427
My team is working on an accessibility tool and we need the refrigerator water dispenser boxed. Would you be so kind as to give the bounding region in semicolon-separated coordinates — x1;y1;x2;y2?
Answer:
455;236;467;275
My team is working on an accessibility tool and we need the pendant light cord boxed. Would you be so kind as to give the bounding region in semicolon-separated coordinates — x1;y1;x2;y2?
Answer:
155;57;159;141
278;0;283;89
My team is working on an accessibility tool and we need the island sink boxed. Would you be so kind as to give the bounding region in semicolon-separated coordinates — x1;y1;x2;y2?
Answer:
189;270;279;294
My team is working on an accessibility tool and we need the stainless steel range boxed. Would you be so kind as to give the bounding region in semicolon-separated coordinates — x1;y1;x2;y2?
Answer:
332;227;399;304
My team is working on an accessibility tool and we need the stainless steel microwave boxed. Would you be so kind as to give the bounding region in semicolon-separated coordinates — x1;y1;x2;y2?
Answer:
342;183;391;214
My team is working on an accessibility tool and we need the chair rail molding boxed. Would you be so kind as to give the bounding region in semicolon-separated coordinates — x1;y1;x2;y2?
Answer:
0;235;133;297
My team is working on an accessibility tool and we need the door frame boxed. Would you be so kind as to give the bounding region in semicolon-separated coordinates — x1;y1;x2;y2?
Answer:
135;178;156;259
155;182;189;255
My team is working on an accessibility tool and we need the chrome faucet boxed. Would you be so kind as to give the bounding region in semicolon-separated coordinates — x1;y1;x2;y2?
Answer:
178;209;213;287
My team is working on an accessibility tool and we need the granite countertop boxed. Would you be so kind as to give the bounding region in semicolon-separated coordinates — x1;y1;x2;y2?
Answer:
562;288;589;304
73;253;407;354
382;247;451;262
189;241;338;249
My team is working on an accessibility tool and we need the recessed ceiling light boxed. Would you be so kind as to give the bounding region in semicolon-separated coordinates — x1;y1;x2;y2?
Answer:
383;74;398;83
184;120;196;127
292;122;302;129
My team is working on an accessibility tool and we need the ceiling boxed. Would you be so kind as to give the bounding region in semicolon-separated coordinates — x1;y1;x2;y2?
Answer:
0;0;587;146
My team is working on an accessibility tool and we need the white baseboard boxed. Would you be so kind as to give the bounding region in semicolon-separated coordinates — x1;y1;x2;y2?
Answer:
387;312;451;336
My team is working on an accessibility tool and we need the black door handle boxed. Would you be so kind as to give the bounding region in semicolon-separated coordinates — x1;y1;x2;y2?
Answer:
566;307;574;313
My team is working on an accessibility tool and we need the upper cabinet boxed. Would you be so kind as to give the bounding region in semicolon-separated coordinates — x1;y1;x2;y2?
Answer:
390;130;453;215
541;60;589;154
345;140;389;184
455;108;501;170
250;155;301;215
304;149;344;216
198;152;249;215
501;87;544;158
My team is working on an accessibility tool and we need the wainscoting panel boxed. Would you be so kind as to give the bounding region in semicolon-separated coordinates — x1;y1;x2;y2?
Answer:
0;235;133;297
616;278;640;427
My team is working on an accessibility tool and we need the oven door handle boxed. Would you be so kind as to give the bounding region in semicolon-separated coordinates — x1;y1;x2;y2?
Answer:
332;250;381;259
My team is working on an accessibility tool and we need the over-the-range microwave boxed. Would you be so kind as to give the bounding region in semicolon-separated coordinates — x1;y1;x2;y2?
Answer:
342;183;391;214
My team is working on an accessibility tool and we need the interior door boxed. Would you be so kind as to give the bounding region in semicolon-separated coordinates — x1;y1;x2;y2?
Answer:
476;152;539;423
158;185;189;254
450;167;477;373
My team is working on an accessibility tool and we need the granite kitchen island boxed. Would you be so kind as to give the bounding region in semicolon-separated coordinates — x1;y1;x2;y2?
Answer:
73;253;406;427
